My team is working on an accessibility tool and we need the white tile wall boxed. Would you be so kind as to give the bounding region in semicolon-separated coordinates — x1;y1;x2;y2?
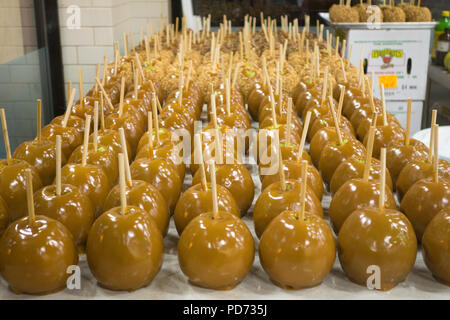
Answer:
59;0;170;101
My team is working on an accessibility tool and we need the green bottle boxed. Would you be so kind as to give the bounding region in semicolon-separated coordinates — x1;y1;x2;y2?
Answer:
433;11;450;60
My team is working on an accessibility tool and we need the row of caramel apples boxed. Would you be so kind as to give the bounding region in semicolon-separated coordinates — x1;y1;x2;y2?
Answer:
0;14;447;294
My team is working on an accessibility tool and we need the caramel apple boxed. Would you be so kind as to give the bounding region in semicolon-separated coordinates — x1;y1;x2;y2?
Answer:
130;158;181;213
60;116;110;216
329;148;396;233
318;135;366;185
0;169;78;294
259;162;335;289
0;196;7;236
177;162;254;290
253;177;323;239
192;163;254;216
386;101;429;183
174;181;240;236
247;82;267;121
400;125;450;240
310;126;354;167
14;100;67;186
41;89;83;158
51;115;85;134
103;179;169;237
86;154;163;291
422;208;450;286
338;150;417;291
338;206;417;291
34;136;94;248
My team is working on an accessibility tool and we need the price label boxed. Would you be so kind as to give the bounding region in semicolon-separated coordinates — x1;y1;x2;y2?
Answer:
378;75;398;89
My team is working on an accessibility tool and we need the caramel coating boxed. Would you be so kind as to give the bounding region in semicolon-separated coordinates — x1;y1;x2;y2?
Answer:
34;184;94;247
68;143;119;184
174;183;240;235
422;208;450;286
253;180;323;238
86;206;163;291
386;139;429;183
259;210;335;289
329;179;397;233
41;124;83;159
330;156;393;194
0;159;42;223
318;138;366;185
400;178;450;240
396;160;450;200
0;216;78;294
310;127;354;167
0;196;8;236
338;207;417;291
363;125;406;159
192;164;254;216
103;180;169;236
178;211;254;290
89;129;132;162
130;158;182;213
60;163;110;217
13;139;67;186
260;160;324;200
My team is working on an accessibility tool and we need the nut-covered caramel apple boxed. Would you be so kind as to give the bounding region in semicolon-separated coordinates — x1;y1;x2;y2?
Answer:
338;151;417;291
422;208;450;286
0;169;78;294
259;162;335;289
400;125;450;240
86;154;163;291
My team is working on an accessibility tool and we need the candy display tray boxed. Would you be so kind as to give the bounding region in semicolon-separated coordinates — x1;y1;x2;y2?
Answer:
1;118;449;300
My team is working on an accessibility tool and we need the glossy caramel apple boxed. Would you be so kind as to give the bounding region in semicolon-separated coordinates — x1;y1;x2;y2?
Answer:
60;163;110;217
0;159;42;223
0;215;78;294
177;211;254;290
192;164;254;216
105;112;145;154
308;114;355;140
364;125;406;159
330;156;393;194
253;180;323;238
130;158;182;213
247;83;267;121
422;208;450;286
51;115;85;134
69;142;118;184
318;137;366;185
103;180;169;236
396;159;450;200
400;177;450;240
137;127;173;152
41;124;83;159
259;210;335;289
0;196;8;236
86;206;163;291
329;178;397;233
310;127;354;167
260;160;324;200
174;182;240;235
338;207;417;291
13;139;67;186
89;129;132;161
34;184;94;248
386;139;429;183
